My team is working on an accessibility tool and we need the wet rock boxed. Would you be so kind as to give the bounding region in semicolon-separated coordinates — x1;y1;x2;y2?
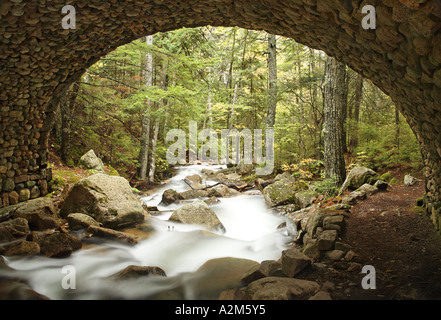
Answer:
184;174;204;189
178;189;209;200
192;257;259;299
161;189;181;205
0;217;30;239
3;240;40;256
66;213;101;230
13;197;60;231
60;173;145;229
78;149;105;172
87;225;139;245
0;279;49;300
110;265;167;280
207;184;240;198
39;233;82;258
169;200;225;232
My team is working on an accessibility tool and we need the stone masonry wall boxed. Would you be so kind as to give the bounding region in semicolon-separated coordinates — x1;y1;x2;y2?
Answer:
0;0;441;228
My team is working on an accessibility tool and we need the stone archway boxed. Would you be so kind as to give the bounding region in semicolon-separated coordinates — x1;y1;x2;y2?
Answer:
1;0;441;228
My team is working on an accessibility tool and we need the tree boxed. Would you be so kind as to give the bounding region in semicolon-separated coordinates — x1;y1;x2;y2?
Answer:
137;35;153;181
323;56;347;186
266;33;277;128
349;73;363;151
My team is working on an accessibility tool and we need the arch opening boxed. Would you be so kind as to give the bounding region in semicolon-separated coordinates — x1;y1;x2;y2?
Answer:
1;0;441;228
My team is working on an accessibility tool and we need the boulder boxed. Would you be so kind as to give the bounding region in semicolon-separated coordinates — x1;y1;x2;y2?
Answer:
169;200;225;232
191;257;259;299
0;279;49;300
110;265;167;280
60;173;145;229
317;230;338;251
356;183;378;196
374;179;389;190
87;225;140;245
322;215;344;234
66;213;101;230
241;277;320;300
2;240;40;256
295;190;318;209
13;197;60;231
0;218;30;240
404;174;419;186
341;167;378;191
178;189;209;200
341;189;367;205
39;233;82;258
78;149;105;172
207;184;240;198
281;248;312;277
160;189;181;205
184;174;204;189
262;179;297;207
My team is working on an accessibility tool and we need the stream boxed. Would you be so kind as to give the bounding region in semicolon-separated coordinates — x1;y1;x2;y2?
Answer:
1;165;292;299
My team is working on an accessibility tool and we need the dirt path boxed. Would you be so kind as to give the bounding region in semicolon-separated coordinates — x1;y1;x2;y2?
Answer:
299;179;441;300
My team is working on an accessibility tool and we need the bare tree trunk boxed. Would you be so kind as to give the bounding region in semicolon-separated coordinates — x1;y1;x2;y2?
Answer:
266;33;277;128
137;35;153;180
148;58;169;182
349;73;363;151
323;56;347;186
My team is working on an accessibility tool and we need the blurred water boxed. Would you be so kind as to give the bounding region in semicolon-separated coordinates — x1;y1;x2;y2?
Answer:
2;165;291;299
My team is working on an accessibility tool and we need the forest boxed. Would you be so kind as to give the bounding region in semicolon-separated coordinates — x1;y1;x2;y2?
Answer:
49;26;423;188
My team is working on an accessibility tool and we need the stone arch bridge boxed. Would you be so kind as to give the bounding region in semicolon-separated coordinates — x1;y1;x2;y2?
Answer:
1;0;441;228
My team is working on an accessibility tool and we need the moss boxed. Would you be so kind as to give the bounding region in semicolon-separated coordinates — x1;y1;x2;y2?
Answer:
389;178;398;185
380;171;392;182
52;169;84;184
411;206;425;215
241;174;257;183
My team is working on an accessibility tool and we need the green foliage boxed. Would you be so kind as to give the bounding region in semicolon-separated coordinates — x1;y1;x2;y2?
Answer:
312;177;339;197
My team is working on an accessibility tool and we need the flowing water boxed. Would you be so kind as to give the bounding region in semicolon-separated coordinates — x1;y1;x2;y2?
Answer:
1;165;292;299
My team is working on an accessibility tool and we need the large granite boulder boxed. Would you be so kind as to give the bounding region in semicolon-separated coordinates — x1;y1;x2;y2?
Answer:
168;200;225;232
341;167;378;191
60;173;145;229
78;149;105;172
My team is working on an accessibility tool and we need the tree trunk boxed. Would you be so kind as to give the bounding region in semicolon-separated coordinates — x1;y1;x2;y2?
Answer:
148;58;169;183
349;73;363;151
323;56;347;186
137;35;154;181
266;33;277;128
